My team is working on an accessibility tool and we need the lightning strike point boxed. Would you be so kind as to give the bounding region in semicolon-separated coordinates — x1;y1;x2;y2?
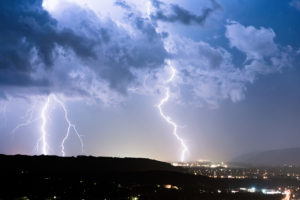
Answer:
157;65;188;162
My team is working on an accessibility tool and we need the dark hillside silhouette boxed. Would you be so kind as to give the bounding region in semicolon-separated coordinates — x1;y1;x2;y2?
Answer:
0;155;295;199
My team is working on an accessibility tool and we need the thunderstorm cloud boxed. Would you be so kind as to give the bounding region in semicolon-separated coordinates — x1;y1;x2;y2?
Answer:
0;0;296;106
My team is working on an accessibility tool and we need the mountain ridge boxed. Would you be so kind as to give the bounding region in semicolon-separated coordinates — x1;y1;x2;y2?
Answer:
232;147;300;166
0;154;184;173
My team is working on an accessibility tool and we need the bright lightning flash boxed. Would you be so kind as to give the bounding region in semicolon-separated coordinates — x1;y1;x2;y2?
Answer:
12;94;84;156
52;95;84;156
157;66;188;162
39;94;84;156
41;95;51;155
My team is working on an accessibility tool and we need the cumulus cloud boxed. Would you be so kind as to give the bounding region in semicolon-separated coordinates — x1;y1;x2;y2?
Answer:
150;0;220;25
226;21;278;60
156;21;294;107
226;20;293;75
164;36;248;106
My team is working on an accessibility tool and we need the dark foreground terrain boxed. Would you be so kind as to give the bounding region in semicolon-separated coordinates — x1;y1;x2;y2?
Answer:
0;155;297;200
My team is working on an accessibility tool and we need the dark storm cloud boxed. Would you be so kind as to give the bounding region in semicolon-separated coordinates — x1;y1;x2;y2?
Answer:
89;14;168;93
151;0;220;25
0;0;95;87
0;0;169;99
0;69;48;86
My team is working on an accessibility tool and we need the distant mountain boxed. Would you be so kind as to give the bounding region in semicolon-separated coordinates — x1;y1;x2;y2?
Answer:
232;147;300;166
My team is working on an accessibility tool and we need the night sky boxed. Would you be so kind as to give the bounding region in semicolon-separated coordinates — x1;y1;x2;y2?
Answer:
0;0;300;162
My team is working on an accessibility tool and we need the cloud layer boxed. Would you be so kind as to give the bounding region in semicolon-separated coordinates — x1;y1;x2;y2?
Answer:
0;0;295;107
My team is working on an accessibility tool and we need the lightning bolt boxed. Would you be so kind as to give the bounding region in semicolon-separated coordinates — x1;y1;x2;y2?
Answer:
146;0;188;161
157;66;188;162
11;104;40;135
11;94;83;156
40;95;51;155
51;95;84;156
39;94;84;156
